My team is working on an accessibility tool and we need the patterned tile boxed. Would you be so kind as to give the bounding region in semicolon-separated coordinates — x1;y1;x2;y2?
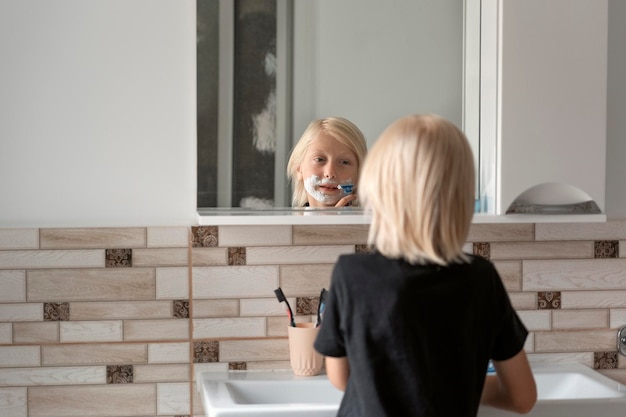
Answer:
594;351;618;369
594;240;619;258
192;226;218;247
229;362;247;370
107;365;134;383
105;249;132;267
173;300;189;318
193;340;219;363
355;244;373;253
473;242;490;259
43;302;70;321
538;291;561;309
228;247;246;265
296;296;318;315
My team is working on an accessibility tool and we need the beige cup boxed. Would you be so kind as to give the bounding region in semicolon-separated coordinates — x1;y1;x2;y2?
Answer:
287;323;324;376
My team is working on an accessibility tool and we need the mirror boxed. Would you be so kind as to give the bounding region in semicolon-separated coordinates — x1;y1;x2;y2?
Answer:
197;0;478;209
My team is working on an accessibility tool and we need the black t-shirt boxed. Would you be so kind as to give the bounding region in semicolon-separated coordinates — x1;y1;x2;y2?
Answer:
314;252;527;417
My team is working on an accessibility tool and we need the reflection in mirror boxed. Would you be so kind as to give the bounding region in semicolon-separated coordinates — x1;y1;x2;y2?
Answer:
197;0;478;209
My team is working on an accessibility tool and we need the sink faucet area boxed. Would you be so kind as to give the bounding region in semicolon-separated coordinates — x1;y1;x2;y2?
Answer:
197;362;626;417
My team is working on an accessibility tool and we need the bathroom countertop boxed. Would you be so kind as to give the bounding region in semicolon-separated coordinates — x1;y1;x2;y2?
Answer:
197;208;607;225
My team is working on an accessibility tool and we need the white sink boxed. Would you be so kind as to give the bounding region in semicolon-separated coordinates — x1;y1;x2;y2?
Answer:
198;363;626;417
198;372;342;417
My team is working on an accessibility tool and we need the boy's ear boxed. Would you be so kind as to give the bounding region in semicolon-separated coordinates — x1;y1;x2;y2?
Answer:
296;166;303;180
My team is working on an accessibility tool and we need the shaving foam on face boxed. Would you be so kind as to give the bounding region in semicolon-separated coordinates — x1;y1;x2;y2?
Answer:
304;175;341;204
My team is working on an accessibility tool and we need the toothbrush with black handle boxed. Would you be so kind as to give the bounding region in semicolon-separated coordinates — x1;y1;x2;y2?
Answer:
274;287;296;327
315;288;327;328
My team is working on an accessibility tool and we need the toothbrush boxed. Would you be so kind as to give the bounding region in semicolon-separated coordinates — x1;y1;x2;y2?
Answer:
315;288;328;328
337;184;354;195
274;287;296;327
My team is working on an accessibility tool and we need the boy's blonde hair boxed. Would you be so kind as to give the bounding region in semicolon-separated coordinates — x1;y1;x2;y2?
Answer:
287;117;367;207
359;114;475;265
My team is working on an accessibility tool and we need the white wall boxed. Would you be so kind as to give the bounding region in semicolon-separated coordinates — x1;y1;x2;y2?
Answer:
606;0;626;219
0;0;625;227
497;0;607;214
292;0;463;146
0;0;196;227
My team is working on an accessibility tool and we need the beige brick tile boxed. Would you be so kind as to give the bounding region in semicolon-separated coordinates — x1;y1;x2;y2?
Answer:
266;315;313;337
534;329;615;352
193;317;266;339
28;384;156;417
219;225;292;246
246;245;354;265
240;298;287;317
60;321;123;343
552;309;608;330
610;308;626;328
467;223;534;242
70;301;172;320
527;352;594;367
191;247;228;266
192;300;239;318
0;270;26;302
134;364;189;383
0;303;42;322
562;290;626;309
517;310;551;331
523;259;626;291
156;267;189;300
0;228;38;250
147;226;189;248
27;268;155;302
0;324;11;344
245;360;291;371
598;369;626;385
13;322;58;344
0;346;40;367
219;338;289;362
0;366;105;386
123;319;189;341
0;387;26;417
157;382;189;415
490;241;593;260
193;362;229;377
524;332;534;353
193;266;278;299
40;228;146;249
148;342;190;364
133;248;189;267
267;316;289;337
279;264;333;296
42;343;147;366
509;292;536;310
293;225;368;245
192;384;205;415
493;261;522;291
535;220;626;241
0;250;103;269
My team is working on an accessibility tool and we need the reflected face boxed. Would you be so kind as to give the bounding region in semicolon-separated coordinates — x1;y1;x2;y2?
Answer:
297;134;359;207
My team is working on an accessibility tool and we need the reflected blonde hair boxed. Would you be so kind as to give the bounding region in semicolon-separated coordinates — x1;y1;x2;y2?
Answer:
359;114;475;265
287;117;367;207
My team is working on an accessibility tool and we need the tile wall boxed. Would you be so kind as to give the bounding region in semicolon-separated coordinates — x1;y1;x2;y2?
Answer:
1;221;626;416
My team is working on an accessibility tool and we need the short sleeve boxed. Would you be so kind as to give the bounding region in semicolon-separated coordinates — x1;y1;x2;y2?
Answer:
491;269;528;361
314;259;347;358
